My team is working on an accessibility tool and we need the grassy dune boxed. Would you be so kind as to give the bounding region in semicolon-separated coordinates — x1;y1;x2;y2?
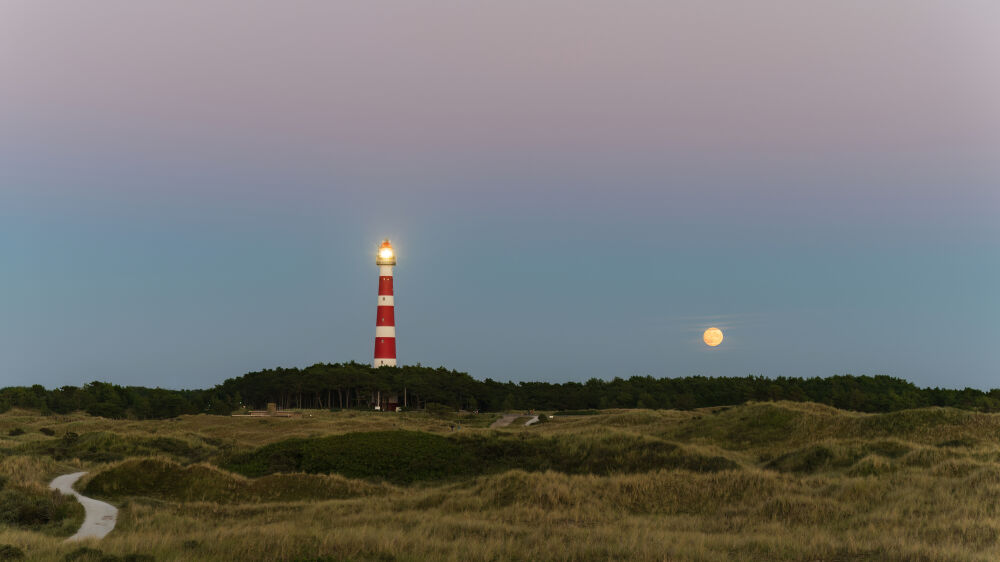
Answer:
3;403;1000;560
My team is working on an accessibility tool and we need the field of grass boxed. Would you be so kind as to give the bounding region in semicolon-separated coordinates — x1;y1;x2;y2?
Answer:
4;403;1000;560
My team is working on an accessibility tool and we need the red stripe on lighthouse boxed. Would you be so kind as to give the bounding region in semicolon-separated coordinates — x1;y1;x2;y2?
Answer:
378;276;393;295
374;337;396;358
376;306;395;326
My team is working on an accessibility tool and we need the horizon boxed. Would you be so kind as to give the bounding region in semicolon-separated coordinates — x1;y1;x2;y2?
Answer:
3;2;998;390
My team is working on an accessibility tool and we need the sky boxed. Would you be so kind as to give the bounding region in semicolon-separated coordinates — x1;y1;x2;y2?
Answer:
2;1;998;390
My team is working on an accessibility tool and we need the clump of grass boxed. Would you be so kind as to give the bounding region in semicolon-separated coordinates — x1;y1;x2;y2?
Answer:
0;544;24;560
0;483;84;535
847;455;895;477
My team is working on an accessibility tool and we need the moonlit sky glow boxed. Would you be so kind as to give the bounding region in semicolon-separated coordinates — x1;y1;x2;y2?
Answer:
2;1;998;389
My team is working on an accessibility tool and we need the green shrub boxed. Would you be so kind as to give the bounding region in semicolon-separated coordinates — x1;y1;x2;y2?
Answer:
39;427;56;436
7;428;24;437
223;430;737;484
0;485;82;531
63;547;154;562
225;431;477;484
0;545;24;560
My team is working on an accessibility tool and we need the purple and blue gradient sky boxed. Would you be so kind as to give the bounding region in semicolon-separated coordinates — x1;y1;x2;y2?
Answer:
2;1;998;389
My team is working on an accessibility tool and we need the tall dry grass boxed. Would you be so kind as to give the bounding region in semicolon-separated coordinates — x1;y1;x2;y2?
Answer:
5;403;1000;560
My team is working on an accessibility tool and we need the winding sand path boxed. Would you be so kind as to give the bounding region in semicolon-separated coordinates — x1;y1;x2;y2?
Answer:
490;414;541;428
49;472;118;541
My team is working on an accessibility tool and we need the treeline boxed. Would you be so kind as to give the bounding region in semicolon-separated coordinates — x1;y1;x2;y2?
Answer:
3;362;1000;419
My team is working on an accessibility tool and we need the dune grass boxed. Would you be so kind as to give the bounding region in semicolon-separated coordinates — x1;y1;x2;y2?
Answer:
4;402;1000;560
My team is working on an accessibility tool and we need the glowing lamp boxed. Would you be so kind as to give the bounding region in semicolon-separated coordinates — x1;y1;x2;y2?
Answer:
375;239;396;266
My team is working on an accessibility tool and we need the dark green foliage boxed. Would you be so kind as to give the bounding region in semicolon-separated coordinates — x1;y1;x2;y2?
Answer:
0;545;24;560
0;486;82;531
39;427;56;436
4;364;1000;418
224;431;476;484
7;428;24;436
83;458;382;503
22;432;212;463
63;548;154;562
223;431;737;483
554;410;600;416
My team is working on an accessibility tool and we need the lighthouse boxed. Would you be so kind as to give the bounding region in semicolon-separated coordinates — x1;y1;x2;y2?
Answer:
373;239;397;368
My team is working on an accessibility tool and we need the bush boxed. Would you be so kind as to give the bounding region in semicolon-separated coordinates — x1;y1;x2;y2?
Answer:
223;431;738;484
40;427;56;436
224;431;476;484
86;402;126;419
7;428;24;437
0;486;81;530
0;545;24;560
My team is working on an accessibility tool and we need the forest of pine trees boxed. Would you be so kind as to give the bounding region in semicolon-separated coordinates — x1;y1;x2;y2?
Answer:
3;362;1000;419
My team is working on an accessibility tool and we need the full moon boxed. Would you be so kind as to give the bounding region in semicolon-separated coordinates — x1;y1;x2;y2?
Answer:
703;327;724;347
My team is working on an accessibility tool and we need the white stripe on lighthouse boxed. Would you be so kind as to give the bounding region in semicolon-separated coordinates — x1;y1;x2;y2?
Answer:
378;295;394;306
375;326;396;338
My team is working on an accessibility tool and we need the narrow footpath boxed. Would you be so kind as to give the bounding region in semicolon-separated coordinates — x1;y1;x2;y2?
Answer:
490;414;541;428
489;414;520;428
49;472;118;541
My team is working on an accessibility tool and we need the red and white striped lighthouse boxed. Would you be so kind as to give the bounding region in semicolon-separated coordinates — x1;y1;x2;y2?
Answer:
373;239;397;367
